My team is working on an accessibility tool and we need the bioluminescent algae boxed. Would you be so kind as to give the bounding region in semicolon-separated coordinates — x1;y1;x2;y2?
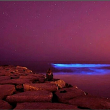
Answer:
51;63;110;75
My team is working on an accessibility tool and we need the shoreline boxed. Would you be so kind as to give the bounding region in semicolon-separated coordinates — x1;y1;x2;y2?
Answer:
53;73;110;99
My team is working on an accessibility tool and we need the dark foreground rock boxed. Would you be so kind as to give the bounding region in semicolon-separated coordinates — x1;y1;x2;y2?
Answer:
55;86;86;103
0;84;15;99
0;100;12;109
19;74;45;83
14;102;78;109
0;76;10;81
23;83;58;92
6;90;53;103
68;95;110;109
0;78;31;85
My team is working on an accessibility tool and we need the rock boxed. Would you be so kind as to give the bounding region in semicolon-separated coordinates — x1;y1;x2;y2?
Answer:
15;66;33;74
14;102;78;109
0;84;15;99
0;76;10;81
65;83;73;88
19;75;39;82
0;65;33;76
68;95;110;109
19;74;45;83
55;86;86;103
50;79;66;89
0;100;12;109
0;71;11;76
6;90;53;103
0;78;31;85
38;77;45;83
23;83;58;92
10;75;19;79
28;73;45;78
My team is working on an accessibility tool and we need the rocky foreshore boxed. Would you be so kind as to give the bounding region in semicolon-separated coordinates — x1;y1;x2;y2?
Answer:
0;65;110;109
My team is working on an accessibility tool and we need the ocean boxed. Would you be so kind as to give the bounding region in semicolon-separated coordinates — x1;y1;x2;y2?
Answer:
52;62;110;98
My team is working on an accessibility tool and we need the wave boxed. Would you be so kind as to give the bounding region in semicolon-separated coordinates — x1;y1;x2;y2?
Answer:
51;63;110;75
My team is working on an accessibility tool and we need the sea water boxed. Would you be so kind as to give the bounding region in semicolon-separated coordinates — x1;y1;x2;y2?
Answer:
51;63;110;98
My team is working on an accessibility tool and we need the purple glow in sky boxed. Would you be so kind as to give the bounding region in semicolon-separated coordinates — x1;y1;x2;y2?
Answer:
1;1;110;62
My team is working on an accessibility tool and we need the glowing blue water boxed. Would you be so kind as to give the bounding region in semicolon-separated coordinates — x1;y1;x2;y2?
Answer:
51;63;110;75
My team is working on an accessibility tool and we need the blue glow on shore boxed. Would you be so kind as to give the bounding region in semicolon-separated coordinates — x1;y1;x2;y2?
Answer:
51;63;110;75
52;63;110;68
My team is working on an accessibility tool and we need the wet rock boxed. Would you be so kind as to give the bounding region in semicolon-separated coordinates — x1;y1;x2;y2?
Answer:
68;95;110;109
55;86;86;103
50;79;66;89
0;84;15;99
6;90;53;103
14;102;78;109
0;100;12;109
23;83;58;92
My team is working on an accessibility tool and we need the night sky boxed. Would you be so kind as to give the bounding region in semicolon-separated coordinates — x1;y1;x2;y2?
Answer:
1;1;110;63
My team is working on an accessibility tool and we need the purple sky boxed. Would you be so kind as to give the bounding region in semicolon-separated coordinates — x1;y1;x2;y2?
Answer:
1;1;110;62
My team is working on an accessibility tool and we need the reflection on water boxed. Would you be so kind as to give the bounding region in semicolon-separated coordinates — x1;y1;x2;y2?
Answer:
51;64;110;98
52;63;110;75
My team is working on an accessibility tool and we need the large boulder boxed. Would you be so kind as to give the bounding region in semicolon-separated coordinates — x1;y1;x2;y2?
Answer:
16;66;33;73
10;75;19;79
0;76;10;81
19;74;45;83
0;78;31;85
27;73;45;78
6;90;53;103
0;84;15;99
0;71;11;76
38;77;45;83
19;75;39;82
0;65;33;76
23;83;58;92
14;102;78;109
55;86;86;103
0;100;12;109
68;95;110;109
51;79;66;89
